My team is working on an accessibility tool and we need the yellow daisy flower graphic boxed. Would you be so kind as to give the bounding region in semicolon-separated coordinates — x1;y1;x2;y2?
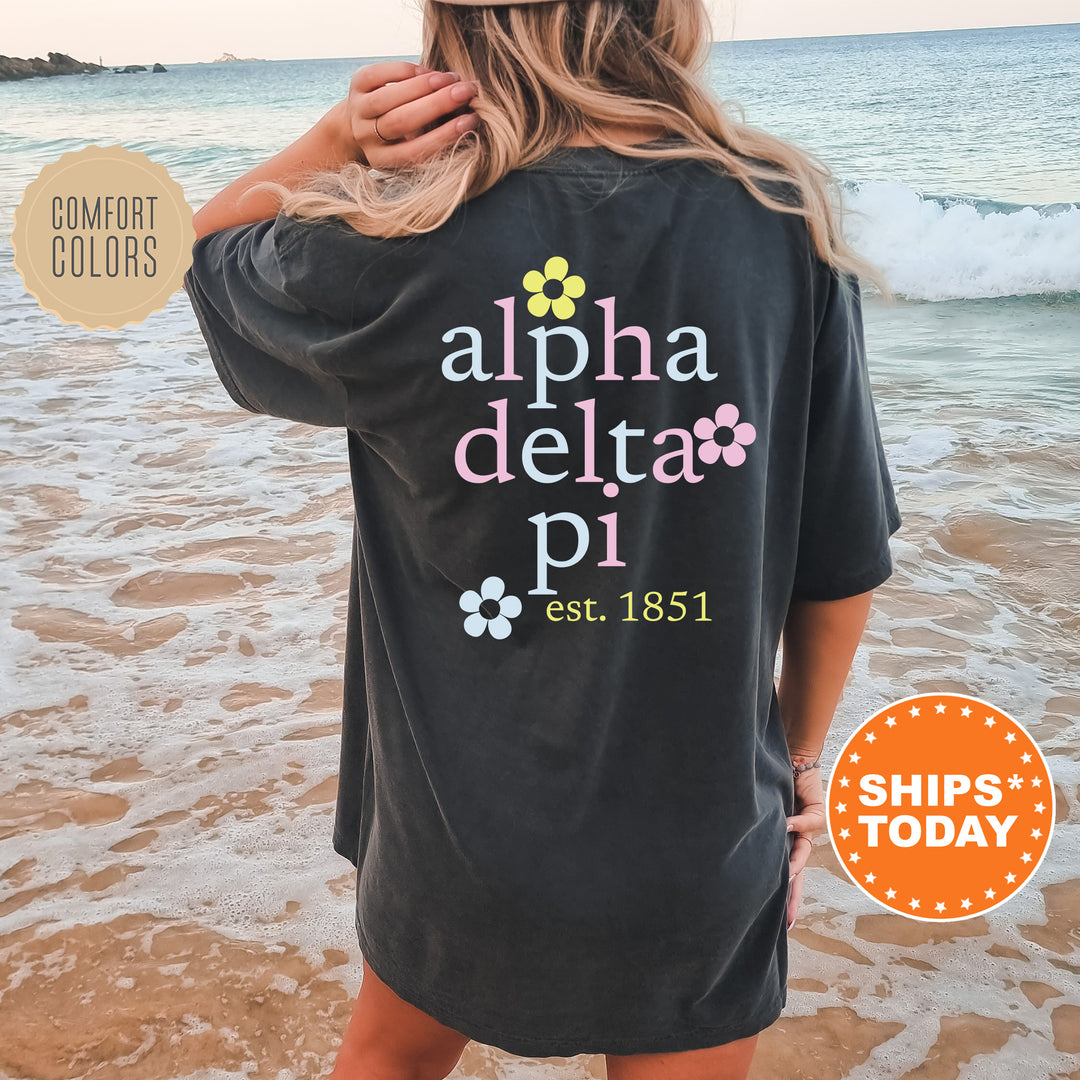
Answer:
522;256;586;319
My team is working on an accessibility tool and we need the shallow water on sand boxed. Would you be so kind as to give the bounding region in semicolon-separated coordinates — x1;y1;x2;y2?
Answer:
3;23;1080;1080
1;284;1078;1078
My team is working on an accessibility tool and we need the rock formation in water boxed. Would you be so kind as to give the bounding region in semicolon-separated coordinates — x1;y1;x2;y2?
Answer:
0;52;167;81
0;52;104;81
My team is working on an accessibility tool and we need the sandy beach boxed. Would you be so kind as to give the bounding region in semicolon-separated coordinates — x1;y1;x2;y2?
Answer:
3;24;1080;1079
2;298;1079;1078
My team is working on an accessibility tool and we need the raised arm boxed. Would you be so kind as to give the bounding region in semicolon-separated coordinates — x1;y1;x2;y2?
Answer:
192;60;478;240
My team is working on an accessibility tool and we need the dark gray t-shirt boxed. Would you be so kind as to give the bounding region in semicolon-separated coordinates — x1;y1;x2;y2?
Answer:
184;140;902;1057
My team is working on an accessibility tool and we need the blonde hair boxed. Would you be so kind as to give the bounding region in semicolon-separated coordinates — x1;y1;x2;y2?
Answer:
250;0;892;298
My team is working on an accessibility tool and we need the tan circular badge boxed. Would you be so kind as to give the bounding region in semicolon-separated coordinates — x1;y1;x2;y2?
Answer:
11;144;195;330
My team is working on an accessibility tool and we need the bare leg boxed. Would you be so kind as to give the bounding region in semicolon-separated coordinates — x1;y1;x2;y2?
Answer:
606;1033;760;1080
330;957;472;1080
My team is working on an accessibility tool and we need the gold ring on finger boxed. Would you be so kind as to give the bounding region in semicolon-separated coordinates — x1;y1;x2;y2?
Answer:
373;114;394;144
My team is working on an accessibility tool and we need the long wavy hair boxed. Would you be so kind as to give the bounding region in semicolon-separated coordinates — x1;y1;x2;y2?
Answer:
250;0;892;297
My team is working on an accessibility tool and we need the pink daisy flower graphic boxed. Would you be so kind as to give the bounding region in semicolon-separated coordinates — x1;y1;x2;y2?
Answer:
693;403;756;467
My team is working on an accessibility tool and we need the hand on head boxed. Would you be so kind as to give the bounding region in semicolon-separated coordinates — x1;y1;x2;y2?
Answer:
346;60;479;169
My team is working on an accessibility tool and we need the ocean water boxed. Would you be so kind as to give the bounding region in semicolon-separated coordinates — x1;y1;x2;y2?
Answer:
1;21;1079;1080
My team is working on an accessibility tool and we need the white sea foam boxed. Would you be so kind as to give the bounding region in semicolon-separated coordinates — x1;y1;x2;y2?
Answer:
884;428;957;470
844;181;1080;301
1;282;1077;1080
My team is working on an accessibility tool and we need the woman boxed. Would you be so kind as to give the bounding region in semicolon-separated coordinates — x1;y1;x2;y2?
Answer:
183;1;902;1077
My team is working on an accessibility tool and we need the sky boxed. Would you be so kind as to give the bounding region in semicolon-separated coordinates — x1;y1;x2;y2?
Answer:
3;0;1077;67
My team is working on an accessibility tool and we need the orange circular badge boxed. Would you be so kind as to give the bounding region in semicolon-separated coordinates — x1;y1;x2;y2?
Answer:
826;693;1054;921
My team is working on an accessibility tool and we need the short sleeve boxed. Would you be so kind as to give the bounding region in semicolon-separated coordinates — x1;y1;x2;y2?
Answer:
183;213;349;428
790;265;902;601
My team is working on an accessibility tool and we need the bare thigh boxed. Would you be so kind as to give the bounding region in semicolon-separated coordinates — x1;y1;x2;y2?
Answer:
330;957;471;1080
605;1033;760;1080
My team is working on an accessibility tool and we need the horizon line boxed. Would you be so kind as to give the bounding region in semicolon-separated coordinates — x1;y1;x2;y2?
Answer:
29;17;1077;68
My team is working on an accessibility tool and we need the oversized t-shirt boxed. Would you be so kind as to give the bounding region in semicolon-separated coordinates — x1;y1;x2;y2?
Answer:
183;138;902;1058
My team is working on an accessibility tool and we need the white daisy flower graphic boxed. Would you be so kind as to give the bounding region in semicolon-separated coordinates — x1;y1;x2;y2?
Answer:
459;575;522;640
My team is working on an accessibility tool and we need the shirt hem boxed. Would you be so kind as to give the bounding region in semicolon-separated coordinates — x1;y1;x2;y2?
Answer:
182;267;263;416
789;547;897;602
333;829;359;868
353;909;786;1057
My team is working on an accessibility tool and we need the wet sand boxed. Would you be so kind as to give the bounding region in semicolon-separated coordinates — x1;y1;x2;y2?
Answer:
3;305;1080;1079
